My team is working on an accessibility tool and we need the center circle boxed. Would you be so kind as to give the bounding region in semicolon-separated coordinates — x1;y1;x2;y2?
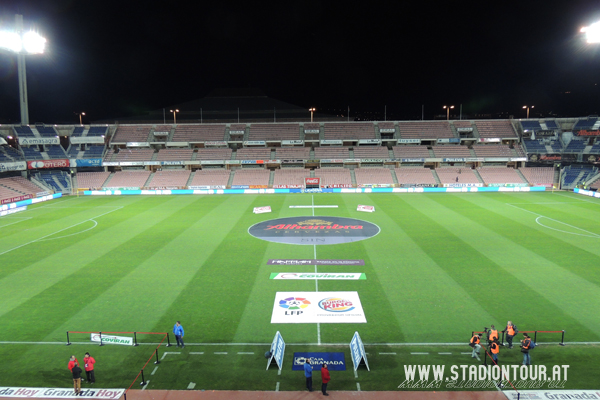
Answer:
248;216;380;245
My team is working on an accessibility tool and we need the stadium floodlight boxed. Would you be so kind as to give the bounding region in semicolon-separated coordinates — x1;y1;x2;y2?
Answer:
170;109;179;124
0;15;47;125
309;107;316;122
523;105;534;119
581;22;600;43
443;105;454;120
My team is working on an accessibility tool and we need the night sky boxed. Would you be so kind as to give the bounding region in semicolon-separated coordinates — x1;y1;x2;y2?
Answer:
1;0;600;124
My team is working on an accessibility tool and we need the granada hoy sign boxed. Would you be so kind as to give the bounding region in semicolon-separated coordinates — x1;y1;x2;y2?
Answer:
90;333;133;346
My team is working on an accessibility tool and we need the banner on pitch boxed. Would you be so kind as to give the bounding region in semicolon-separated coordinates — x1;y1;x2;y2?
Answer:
350;331;370;371
266;331;285;370
90;333;133;346
271;292;366;323
0;387;125;399
270;273;365;280
292;352;346;371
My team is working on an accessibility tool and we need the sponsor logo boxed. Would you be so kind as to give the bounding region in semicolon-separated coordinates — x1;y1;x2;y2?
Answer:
90;333;133;346
268;259;365;265
0;387;125;399
278;297;311;315
318;297;355;312
27;159;69;169
292;352;347;371
270;273;365;280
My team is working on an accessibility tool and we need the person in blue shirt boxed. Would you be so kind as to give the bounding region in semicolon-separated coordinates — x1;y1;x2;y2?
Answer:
303;359;313;392
173;321;185;348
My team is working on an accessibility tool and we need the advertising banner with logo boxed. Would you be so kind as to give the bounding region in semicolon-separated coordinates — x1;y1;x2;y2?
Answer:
0;161;27;172
379;128;396;133
478;138;501;142
401;158;425;163
266;331;285;371
27;159;69;169
271;291;366;323
73;158;103;167
268;259;365;265
357;205;375;212
456;128;473;133
503;391;600;400
437;138;460;143
70;137;105;144
270;273;366;280
397;139;421;144
350;331;370;371
576;130;600;136
273;184;303;189
125;142;150;147
0;387;125;399
282;140;304;146
320;140;343;145
19;137;59;146
305;177;320;187
0;206;27;217
253;206;271;214
358;139;381;145
292;352;346;371
90;333;133;346
243;141;266;146
528;154;561;163
304;129;320;134
166;142;190;147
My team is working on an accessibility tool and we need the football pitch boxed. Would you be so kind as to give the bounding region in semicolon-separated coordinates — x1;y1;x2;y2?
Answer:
0;191;599;392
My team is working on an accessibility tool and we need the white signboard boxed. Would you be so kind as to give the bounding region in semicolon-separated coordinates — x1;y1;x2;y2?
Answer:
282;140;304;146
271;291;366;324
270;273;366;280
0;387;125;399
90;333;133;346
19;137;59;145
253;206;272;214
357;205;375;212
70;137;105;144
0;161;27;172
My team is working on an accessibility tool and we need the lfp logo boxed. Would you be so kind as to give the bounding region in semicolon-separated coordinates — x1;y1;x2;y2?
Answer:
279;297;310;316
318;297;355;312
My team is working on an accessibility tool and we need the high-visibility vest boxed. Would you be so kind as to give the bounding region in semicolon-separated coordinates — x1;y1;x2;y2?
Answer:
491;343;500;354
522;338;531;350
507;325;515;336
470;335;480;345
489;329;499;341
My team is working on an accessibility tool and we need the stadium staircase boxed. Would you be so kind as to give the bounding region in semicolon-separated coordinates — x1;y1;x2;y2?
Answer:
390;169;399;185
144;173;155;187
348;148;355;158
428;147;435;157
40;150;50;160
299;125;305;141
102;172;115;188
471;125;481;139
227;170;236;187
516;169;528;185
583;144;593;154
151;151;158;161
586;172;600;187
432;169;441;186
268;170;275;187
186;171;196;186
72;175;78;190
554;169;560;187
473;169;484;185
224;126;231;141
242;127;249;142
350;169;357;186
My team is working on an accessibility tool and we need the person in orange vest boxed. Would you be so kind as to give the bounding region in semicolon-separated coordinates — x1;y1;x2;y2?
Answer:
490;338;500;364
487;325;499;345
470;333;482;361
502;321;518;349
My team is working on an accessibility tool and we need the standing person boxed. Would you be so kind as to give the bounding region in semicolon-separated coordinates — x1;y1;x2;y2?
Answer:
83;352;96;384
173;321;185;348
303;359;313;392
321;363;330;396
470;333;482;361
521;333;532;365
68;355;78;372
71;362;83;395
502;321;518;349
490;339;500;364
487;325;499;345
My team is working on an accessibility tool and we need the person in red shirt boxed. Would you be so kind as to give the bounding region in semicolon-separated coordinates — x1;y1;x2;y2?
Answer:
68;356;78;372
321;363;330;396
84;352;96;384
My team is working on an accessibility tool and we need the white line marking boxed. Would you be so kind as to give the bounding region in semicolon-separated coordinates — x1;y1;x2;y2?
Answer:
189;352;204;355
0;217;32;228
150;366;158;375
357;383;361;391
277;368;282;376
289;205;338;208
354;369;358;379
461;352;473;355
275;382;280;392
141;380;150;390
214;352;227;355
187;382;196;390
237;352;254;355
506;203;600;238
0;206;123;256
161;351;181;360
37;220;98;242
411;352;429;355
379;352;396;355
438;352;452;355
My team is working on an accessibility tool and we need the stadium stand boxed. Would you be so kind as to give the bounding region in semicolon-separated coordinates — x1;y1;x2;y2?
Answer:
314;167;352;187
323;123;376;140
111;126;152;142
72;127;85;137
76;171;111;189
522;140;547;153
172;125;226;142
45;145;67;159
314;146;350;160
476;166;526;185
235;147;273;160
472;144;514;157
147;170;191;187
436;166;480;185
398;121;454;139
563;138;586;153
21;147;44;160
392;145;431;158
195;148;232;160
34;171;71;193
544;120;559;129
394;167;437;185
155;148;194;161
519;167;554;187
475;120;518;138
105;170;151;188
248;123;300;141
521;121;542;131
36;126;58;137
0;176;43;195
231;168;270;186
272;168;311;188
0;145;23;161
188;169;230;187
83;145;105;159
88;126;108;136
14;126;35;137
354;167;394;185
431;145;471;158
573;118;598;131
274;147;311;160
353;146;391;159
112;148;155;162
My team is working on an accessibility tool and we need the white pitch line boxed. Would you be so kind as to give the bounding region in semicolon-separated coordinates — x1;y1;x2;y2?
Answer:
353;369;358;379
189;352;204;355
277;368;282;376
150;366;158;375
0;217;32;229
214;352;227;355
438;352;452;355
160;351;181;360
357;383;361;391
461;352;473;355
187;382;196;390
411;352;429;355
237;352;254;355
0;206;123;256
506;203;600;238
379;352;396;355
141;380;150;390
275;382;280;392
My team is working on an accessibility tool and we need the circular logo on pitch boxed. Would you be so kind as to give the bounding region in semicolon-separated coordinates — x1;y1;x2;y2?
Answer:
279;297;311;310
318;297;355;312
248;216;380;245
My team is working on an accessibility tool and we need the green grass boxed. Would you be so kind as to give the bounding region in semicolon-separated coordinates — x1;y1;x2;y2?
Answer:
0;191;599;391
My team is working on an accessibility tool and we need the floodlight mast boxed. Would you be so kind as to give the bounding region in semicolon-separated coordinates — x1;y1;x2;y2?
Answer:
16;15;29;125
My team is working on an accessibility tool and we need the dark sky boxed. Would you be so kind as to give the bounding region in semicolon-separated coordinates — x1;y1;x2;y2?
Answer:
1;0;600;123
